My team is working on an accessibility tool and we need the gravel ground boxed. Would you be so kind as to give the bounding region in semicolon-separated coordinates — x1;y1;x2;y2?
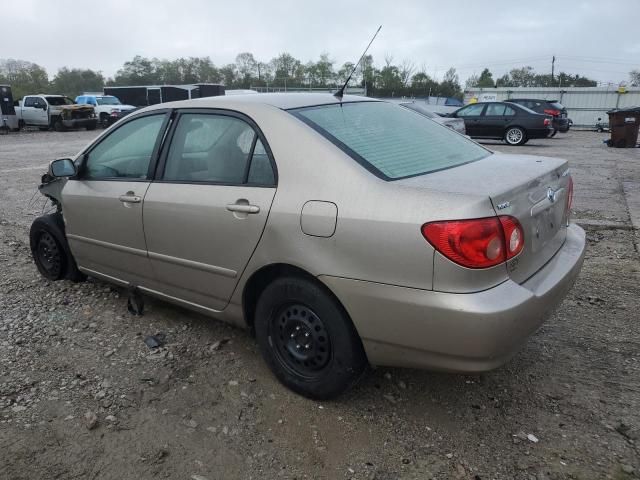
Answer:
1;129;639;480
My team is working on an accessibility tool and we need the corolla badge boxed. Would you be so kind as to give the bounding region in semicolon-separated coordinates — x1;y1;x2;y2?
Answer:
547;187;557;203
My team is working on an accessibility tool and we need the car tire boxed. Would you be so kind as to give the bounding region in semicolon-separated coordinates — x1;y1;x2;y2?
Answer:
100;113;110;128
550;129;557;138
53;117;65;132
30;214;86;283
504;127;527;146
86;124;96;131
254;276;368;399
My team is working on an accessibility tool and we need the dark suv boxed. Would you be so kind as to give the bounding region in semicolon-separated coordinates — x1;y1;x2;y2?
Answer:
507;99;570;136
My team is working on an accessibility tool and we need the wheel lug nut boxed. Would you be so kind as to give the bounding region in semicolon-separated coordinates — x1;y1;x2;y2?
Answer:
305;344;310;349
290;333;295;338
304;332;309;337
296;344;301;349
295;326;300;331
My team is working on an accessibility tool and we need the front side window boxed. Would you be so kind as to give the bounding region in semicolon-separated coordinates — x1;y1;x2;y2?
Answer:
24;97;36;107
456;104;485;117
292;101;490;180
163;113;274;185
83;114;165;180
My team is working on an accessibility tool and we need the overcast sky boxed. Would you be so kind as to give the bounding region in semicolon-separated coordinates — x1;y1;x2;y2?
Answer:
4;0;639;85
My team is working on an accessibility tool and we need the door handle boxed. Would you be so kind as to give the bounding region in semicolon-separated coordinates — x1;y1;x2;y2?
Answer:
119;193;141;203
226;203;260;214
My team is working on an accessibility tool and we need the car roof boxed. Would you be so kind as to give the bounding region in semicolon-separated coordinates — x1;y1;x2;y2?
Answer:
149;92;377;111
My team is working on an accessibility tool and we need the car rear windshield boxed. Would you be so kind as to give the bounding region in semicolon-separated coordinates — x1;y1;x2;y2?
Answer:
548;101;564;110
291;102;490;180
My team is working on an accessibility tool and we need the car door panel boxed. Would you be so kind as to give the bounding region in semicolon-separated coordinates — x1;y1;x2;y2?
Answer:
143;110;277;311
63;181;153;284
143;184;275;310
61;111;170;285
454;104;485;137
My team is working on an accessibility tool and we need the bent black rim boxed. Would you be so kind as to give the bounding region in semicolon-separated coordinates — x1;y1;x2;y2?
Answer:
269;303;332;379
36;232;63;278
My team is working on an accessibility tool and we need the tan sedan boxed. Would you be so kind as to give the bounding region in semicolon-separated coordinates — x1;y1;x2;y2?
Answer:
32;93;585;398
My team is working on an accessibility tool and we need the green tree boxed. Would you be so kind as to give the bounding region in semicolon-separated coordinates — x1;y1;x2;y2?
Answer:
235;52;257;87
0;59;49;99
477;68;495;87
111;55;159;85
51;67;105;97
439;67;462;99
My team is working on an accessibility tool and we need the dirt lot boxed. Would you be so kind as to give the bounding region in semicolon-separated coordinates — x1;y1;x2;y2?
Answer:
1;129;639;480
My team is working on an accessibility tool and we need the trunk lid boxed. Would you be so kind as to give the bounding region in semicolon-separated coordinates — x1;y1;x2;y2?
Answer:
396;152;571;283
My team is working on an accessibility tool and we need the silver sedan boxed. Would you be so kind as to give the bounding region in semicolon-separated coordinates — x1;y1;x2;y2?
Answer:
32;93;585;399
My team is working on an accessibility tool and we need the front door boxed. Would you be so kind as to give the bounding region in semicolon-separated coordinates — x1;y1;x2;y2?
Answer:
454;103;485;137
143;110;277;311
61;111;170;285
23;97;48;126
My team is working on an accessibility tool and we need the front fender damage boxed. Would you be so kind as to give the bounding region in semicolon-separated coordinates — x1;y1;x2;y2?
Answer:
38;173;66;212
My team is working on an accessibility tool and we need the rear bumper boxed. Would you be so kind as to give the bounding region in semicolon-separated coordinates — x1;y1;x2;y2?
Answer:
554;117;570;132
62;118;97;129
528;127;555;139
320;224;586;372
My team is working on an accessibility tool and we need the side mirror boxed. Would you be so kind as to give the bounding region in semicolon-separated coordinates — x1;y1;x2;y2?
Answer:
50;158;76;177
42;104;48;111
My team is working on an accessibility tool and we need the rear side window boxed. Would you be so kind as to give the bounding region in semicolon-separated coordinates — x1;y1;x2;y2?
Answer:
485;104;506;116
292;102;490;180
162;113;275;185
24;97;36;107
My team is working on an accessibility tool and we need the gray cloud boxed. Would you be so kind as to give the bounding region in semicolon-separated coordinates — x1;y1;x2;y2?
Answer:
4;0;639;84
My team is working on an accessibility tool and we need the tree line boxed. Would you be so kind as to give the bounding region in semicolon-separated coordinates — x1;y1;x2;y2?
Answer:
2;54;635;103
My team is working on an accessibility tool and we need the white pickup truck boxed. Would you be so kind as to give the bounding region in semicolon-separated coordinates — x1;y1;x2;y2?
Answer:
14;94;97;131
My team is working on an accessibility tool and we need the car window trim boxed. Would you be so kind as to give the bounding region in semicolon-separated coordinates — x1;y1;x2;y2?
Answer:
153;108;278;188
74;109;172;182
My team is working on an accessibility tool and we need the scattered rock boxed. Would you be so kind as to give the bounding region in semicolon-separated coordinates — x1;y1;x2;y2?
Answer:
84;411;98;430
144;333;166;349
621;464;634;475
527;433;539;443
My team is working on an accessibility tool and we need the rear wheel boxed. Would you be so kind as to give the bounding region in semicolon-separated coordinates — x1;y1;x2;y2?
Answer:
100;113;110;128
504;126;526;146
550;128;558;138
254;276;367;399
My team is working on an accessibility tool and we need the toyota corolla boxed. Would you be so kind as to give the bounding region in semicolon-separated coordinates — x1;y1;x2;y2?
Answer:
31;93;585;399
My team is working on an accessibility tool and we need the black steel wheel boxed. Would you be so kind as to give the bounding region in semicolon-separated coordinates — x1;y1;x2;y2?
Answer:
270;303;332;378
30;214;86;283
35;231;64;280
255;276;368;399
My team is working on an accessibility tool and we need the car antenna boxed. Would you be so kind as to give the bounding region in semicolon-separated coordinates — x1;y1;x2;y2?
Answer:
334;25;382;100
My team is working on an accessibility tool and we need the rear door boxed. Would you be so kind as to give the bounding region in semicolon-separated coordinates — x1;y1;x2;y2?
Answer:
61;111;170;285
143;110;277;311
454;103;486;136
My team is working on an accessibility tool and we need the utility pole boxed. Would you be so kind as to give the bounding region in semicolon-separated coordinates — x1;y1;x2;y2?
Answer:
551;55;556;84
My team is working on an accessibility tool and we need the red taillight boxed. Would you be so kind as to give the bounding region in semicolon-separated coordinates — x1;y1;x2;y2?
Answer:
544;108;560;116
421;216;524;269
499;216;525;259
543;118;551;126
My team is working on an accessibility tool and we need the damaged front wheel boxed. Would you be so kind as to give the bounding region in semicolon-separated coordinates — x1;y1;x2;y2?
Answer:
30;214;86;282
